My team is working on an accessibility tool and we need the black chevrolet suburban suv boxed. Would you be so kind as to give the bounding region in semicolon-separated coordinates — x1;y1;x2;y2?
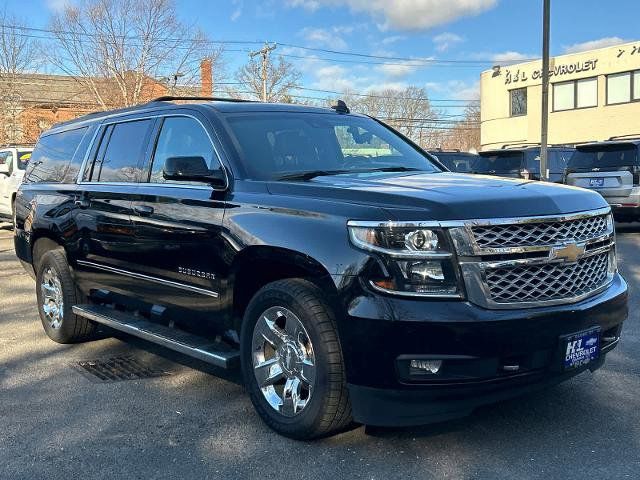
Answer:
476;145;574;182
14;97;627;439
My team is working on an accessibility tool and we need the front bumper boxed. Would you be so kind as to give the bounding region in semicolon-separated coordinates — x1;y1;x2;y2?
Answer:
339;273;627;427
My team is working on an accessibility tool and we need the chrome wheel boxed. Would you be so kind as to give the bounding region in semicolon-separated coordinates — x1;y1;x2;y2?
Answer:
40;267;64;329
252;306;316;417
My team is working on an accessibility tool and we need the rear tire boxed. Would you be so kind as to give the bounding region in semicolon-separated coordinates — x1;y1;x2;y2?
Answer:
240;279;352;439
35;249;96;343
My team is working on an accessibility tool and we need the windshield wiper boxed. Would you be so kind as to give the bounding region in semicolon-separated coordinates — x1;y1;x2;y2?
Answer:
277;169;351;181
278;166;424;181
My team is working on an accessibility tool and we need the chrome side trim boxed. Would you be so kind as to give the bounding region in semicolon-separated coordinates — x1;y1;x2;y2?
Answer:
75;260;219;298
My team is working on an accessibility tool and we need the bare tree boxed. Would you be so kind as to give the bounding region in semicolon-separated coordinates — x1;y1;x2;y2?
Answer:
336;87;439;146
440;104;481;152
234;55;300;102
49;0;224;108
0;12;40;143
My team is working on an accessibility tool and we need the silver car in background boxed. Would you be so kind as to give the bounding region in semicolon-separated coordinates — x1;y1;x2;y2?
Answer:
565;139;640;222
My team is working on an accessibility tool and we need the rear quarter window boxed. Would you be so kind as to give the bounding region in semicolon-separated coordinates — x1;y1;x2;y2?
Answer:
25;127;88;184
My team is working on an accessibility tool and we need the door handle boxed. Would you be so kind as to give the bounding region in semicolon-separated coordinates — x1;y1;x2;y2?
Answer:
74;197;90;209
134;205;154;217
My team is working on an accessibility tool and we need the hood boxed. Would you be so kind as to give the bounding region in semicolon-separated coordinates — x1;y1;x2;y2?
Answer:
267;172;608;221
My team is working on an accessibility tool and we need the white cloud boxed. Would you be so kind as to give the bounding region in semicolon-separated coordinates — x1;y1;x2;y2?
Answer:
491;51;534;64
46;0;72;11
433;32;464;52
231;0;243;21
448;80;480;101
376;59;425;78
300;27;348;50
381;35;406;45
288;0;498;31
563;37;626;54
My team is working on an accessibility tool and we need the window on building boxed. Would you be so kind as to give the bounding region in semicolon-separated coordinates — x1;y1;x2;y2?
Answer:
26;127;88;184
510;88;527;116
607;70;640;104
149;116;218;184
91;119;153;183
553;77;597;111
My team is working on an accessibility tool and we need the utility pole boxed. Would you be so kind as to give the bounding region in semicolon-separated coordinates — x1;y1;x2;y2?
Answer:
540;0;551;181
250;42;277;102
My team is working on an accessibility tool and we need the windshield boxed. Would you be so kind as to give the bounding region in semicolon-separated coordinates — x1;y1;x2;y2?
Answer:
223;112;441;180
474;152;523;173
569;144;639;169
17;150;32;170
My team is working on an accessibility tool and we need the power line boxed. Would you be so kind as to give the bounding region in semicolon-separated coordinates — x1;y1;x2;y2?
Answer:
0;23;536;66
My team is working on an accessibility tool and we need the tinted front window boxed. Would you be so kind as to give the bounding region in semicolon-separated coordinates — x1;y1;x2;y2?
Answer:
26;127;87;184
569;145;639;169
17;150;32;170
474;152;523;173
149;116;217;183
92;120;152;183
224;112;440;180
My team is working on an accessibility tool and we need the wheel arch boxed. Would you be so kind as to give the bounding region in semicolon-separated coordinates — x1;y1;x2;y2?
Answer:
230;246;339;330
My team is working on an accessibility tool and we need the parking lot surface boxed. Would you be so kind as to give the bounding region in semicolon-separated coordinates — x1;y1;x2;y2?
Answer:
1;222;638;480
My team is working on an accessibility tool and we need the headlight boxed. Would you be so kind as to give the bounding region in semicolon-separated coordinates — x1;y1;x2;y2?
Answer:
348;221;462;297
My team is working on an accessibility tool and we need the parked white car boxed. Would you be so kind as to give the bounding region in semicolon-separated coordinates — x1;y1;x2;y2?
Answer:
0;146;33;223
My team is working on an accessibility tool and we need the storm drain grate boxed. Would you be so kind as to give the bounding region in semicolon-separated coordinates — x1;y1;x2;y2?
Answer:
74;356;170;383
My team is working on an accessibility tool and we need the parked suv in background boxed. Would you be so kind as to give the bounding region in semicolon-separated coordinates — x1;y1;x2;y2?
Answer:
429;149;477;173
565;138;640;221
0;146;33;223
475;145;574;182
14;98;627;439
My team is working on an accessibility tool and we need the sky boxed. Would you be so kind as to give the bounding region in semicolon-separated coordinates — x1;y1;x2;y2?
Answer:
3;0;640;110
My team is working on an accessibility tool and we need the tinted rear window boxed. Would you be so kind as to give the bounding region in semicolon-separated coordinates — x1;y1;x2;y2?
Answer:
474;152;523;173
26;127;88;183
434;153;474;172
90;119;153;182
569;144;639;169
524;149;573;172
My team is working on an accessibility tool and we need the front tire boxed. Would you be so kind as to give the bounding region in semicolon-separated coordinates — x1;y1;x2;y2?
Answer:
240;279;352;439
35;249;96;343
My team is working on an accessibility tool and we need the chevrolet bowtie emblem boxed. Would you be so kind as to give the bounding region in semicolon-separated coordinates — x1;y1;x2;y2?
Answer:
549;242;586;263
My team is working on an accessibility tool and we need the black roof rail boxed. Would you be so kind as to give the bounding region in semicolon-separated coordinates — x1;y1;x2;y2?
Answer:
608;134;640;141
149;95;255;103
501;142;540;149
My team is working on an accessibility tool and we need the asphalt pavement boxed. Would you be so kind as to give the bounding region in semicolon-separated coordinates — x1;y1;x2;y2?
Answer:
1;221;638;480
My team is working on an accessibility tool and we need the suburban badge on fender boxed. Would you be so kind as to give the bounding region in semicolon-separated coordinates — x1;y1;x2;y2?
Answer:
178;267;215;280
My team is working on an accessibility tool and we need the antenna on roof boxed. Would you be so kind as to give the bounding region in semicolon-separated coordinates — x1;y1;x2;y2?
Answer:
331;99;350;114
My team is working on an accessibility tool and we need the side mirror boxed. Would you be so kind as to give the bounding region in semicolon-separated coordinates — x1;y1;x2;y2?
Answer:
163;156;227;188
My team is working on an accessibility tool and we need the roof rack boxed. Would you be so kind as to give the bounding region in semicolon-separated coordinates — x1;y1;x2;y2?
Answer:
501;142;540;149
149;96;255;103
608;134;640;141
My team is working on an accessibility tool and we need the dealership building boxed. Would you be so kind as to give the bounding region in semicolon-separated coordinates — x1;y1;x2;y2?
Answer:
480;40;640;149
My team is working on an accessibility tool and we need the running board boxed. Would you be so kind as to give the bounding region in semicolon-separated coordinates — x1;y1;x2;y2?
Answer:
72;305;239;369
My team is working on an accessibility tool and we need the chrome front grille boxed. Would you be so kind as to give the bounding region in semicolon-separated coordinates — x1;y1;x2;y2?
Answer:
449;207;616;309
471;214;609;250
484;252;609;304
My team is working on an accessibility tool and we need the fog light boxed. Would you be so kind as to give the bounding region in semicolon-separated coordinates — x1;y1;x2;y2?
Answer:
409;359;442;375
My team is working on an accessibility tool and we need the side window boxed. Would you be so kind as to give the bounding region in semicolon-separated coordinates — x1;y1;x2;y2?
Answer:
91;119;152;183
0;151;13;175
149;116;217;184
25;127;88;184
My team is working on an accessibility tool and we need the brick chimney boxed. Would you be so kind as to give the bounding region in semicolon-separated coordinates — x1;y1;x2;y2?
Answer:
200;58;213;97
